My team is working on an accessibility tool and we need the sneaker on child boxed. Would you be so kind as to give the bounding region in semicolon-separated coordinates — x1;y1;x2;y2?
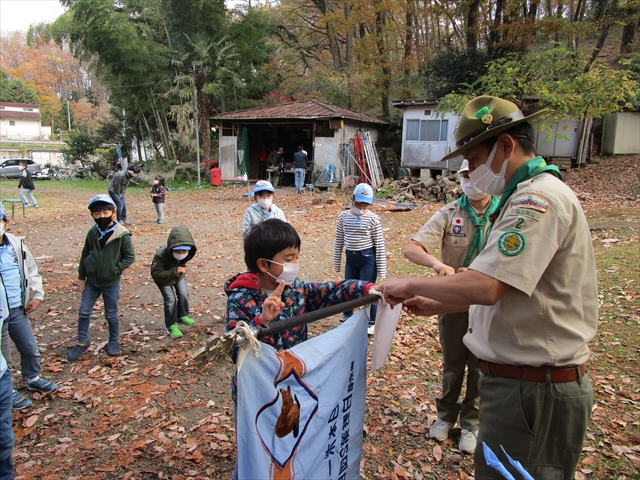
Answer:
27;377;57;393
459;429;478;453
107;341;121;356
168;324;183;338
429;419;453;441
179;316;195;326
12;390;32;410
67;342;90;361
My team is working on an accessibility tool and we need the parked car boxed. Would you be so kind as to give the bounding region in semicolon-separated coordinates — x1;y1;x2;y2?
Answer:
0;158;42;179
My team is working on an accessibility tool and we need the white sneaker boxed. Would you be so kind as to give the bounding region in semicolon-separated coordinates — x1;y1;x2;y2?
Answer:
429;419;453;441
367;324;375;335
459;429;478;453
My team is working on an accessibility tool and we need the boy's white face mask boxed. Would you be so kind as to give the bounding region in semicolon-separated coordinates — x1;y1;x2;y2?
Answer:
258;198;272;210
173;252;188;261
266;259;299;286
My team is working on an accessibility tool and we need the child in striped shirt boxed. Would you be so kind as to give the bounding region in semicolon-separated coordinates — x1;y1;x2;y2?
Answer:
333;183;386;333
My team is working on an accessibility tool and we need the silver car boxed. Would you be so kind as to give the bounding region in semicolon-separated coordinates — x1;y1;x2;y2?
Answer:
0;158;42;179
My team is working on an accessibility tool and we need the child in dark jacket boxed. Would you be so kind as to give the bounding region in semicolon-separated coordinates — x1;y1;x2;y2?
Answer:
67;194;136;361
150;175;166;224
151;226;197;338
18;161;37;208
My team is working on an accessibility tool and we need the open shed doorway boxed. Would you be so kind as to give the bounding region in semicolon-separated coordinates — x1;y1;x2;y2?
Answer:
240;123;314;183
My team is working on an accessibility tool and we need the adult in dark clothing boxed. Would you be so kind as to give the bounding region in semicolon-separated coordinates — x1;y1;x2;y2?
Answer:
18;161;38;208
107;166;139;225
292;145;308;194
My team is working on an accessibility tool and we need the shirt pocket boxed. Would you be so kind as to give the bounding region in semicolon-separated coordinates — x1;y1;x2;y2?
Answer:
443;232;471;249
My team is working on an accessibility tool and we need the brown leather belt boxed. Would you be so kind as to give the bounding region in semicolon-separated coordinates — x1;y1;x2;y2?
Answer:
478;360;586;383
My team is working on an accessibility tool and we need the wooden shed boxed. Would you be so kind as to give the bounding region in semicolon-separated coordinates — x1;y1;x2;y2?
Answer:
212;100;385;183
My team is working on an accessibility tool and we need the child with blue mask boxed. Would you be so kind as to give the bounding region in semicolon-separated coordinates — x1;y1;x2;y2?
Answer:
333;183;387;334
241;180;287;240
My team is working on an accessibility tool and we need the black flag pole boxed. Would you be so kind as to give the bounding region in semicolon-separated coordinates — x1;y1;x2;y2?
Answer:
257;294;379;339
191;294;379;365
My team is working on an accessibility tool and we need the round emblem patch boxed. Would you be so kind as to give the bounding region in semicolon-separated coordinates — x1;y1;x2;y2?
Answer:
453;225;462;234
498;231;525;256
481;113;493;125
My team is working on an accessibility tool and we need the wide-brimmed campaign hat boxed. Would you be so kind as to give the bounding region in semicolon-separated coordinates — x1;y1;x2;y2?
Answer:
441;96;548;161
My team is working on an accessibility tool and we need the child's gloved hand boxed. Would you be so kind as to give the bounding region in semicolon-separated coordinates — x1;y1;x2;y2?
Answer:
261;281;285;324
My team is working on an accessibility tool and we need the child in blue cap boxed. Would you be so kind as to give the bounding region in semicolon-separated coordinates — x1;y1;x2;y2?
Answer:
67;194;136;360
241;180;286;239
151;226;197;338
333;183;387;334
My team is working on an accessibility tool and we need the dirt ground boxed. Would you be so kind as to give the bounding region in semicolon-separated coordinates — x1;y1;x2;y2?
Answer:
0;155;638;480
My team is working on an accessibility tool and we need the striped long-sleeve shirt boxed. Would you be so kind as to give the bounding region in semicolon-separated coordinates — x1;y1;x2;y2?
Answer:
333;209;387;278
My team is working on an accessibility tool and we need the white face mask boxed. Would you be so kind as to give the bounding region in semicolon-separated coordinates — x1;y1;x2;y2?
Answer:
257;198;272;210
351;206;364;216
172;252;188;261
266;259;299;286
460;177;487;201
0;225;4;236
468;143;509;196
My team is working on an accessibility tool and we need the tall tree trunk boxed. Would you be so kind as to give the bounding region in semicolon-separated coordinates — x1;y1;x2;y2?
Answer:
467;0;481;53
619;5;639;56
585;0;620;72
375;6;391;117
489;0;505;55
404;0;415;84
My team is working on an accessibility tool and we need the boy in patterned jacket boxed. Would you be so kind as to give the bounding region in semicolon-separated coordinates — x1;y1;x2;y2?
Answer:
225;218;375;366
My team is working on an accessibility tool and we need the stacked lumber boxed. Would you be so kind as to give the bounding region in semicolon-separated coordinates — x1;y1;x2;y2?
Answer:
380;174;463;204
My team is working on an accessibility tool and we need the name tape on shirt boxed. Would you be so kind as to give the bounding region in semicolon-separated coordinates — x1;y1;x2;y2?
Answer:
510;194;550;213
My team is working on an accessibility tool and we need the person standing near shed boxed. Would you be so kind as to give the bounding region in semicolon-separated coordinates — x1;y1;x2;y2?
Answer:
292;145;308;193
381;95;597;480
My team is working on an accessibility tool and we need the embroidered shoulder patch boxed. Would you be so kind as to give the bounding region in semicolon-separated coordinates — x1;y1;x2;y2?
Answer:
498;231;526;256
510;194;550;213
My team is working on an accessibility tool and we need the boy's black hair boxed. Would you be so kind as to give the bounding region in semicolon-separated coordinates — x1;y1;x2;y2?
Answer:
480;122;536;156
89;203;116;214
154;175;165;186
18;160;28;166
244;219;301;273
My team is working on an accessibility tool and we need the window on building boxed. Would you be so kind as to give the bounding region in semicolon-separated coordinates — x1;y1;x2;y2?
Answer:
9;121;15;126
406;119;448;142
406;120;420;141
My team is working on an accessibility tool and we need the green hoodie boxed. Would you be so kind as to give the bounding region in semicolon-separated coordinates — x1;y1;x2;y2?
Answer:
78;223;135;287
150;226;197;287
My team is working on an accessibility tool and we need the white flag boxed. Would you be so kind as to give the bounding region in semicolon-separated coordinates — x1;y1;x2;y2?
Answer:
236;310;368;480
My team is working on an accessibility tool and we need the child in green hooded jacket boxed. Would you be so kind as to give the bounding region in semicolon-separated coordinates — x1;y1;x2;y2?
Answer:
151;226;197;338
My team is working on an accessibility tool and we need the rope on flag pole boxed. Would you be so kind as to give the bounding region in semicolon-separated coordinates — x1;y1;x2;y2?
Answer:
191;294;379;366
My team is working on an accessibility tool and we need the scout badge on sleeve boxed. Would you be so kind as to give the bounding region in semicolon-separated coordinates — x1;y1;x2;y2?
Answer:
498;231;526;256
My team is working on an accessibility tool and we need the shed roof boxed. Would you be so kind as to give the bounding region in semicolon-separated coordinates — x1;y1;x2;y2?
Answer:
0;102;40;109
391;99;440;108
0;110;41;120
214;99;385;124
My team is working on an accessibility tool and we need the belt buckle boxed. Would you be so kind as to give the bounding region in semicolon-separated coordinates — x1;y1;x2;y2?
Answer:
514;365;524;379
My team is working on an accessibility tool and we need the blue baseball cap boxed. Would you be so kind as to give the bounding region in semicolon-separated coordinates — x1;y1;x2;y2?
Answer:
353;183;374;204
172;245;191;251
252;180;275;196
88;194;116;210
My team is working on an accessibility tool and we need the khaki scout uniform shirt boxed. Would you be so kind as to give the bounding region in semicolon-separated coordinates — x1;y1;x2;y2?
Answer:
412;201;489;270
467;173;598;367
